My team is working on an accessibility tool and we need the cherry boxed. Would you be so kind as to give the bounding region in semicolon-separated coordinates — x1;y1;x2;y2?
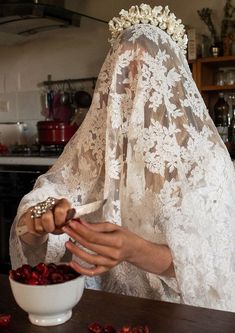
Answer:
27;278;39;285
88;322;103;333
50;272;64;284
47;263;57;271
9;263;80;285
87;323;150;333
20;264;32;279
9;269;21;282
35;263;49;277
119;326;150;333
103;324;116;333
118;327;132;333
143;326;150;333
0;314;11;326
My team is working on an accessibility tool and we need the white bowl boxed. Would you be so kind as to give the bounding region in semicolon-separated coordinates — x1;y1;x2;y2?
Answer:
9;273;85;326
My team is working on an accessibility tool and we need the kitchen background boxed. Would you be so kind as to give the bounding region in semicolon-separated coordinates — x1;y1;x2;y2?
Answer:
0;0;227;144
0;0;233;273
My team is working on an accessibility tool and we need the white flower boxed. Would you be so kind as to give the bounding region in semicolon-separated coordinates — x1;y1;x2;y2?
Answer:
140;4;152;13
167;21;176;35
139;3;152;23
108;3;188;54
152;6;163;17
159;21;167;30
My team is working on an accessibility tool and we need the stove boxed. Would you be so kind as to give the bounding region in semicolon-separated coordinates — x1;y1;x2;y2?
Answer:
0;161;51;274
5;144;64;157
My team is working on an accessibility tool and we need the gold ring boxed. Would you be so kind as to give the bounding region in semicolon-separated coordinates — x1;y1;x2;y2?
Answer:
30;197;56;219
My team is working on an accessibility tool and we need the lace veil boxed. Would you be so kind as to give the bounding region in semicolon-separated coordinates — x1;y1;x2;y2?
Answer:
10;22;235;311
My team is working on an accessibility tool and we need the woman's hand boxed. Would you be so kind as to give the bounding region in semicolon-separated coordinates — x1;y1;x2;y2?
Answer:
62;220;175;278
18;198;71;246
62;220;140;276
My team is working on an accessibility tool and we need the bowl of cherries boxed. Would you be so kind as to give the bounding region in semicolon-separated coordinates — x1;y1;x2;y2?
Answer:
9;262;85;327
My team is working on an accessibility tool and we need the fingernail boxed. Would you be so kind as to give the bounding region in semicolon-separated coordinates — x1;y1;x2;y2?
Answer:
65;241;71;249
70;219;83;227
73;218;82;223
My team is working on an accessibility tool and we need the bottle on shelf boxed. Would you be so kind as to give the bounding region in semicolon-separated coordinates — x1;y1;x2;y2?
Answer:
214;92;229;143
228;104;235;143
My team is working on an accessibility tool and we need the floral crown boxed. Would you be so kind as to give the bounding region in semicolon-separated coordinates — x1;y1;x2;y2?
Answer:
108;3;188;54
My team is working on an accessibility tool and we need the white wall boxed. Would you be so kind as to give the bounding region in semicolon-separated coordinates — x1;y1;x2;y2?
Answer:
66;0;226;36
0;16;109;141
0;0;230;142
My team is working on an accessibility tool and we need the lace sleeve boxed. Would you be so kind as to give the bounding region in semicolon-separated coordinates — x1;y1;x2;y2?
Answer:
9;107;106;269
10;214;73;269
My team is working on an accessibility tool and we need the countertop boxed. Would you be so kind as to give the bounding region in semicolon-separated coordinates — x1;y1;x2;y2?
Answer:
1;273;235;333
0;156;57;166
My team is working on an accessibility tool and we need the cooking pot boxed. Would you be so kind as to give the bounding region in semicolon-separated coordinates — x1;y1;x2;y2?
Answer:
37;121;78;145
74;90;92;108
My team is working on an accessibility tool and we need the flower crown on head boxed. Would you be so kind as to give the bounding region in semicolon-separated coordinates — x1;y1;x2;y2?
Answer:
108;3;188;54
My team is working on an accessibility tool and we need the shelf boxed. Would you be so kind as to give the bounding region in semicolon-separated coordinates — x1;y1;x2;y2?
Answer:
201;84;235;91
198;55;235;64
38;76;97;88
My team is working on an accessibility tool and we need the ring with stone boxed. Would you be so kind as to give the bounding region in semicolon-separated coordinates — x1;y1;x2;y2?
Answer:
30;197;57;219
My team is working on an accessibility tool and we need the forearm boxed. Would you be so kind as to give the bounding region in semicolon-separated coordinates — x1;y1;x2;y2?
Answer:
62;220;175;278
127;238;175;277
17;216;48;246
21;238;48;266
19;230;48;247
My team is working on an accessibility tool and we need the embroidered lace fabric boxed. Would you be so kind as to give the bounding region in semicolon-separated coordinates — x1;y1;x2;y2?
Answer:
10;24;235;311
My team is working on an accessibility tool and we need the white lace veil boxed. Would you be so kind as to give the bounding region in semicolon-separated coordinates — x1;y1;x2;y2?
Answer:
10;23;235;312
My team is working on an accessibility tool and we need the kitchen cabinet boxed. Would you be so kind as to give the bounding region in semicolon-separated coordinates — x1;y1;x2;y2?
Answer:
188;60;198;83
190;55;235;157
0;162;53;274
195;55;235;120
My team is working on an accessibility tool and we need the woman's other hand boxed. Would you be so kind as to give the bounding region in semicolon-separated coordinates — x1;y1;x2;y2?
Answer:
62;220;175;278
18;198;71;245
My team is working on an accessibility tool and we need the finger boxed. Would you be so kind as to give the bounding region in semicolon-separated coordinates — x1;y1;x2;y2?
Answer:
63;221;120;248
79;220;120;233
21;209;35;233
65;240;117;267
41;209;56;233
53;199;71;227
69;260;110;277
63;225;122;261
33;216;45;233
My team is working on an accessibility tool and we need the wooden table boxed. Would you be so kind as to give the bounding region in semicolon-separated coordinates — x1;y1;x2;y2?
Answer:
1;273;235;333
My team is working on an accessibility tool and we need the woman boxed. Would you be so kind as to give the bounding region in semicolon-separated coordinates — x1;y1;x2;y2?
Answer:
10;4;235;312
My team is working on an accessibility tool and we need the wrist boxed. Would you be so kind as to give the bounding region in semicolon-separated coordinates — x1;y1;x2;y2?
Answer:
127;237;174;277
127;236;147;265
17;218;48;247
19;233;48;247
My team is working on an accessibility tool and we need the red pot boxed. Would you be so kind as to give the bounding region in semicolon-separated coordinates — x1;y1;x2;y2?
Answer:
37;121;78;145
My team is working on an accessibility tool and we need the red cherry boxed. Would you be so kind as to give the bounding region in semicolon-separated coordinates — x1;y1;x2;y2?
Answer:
35;263;49;277
47;263;57;270
9;262;80;285
143;326;150;333
0;314;11;326
27;278;39;285
21;264;32;280
9;269;21;282
118;327;132;333
88;322;103;333
104;324;116;333
50;272;64;284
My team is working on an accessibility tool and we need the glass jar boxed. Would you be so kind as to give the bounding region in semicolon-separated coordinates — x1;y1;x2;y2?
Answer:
215;70;226;86
226;70;235;85
214;92;229;142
